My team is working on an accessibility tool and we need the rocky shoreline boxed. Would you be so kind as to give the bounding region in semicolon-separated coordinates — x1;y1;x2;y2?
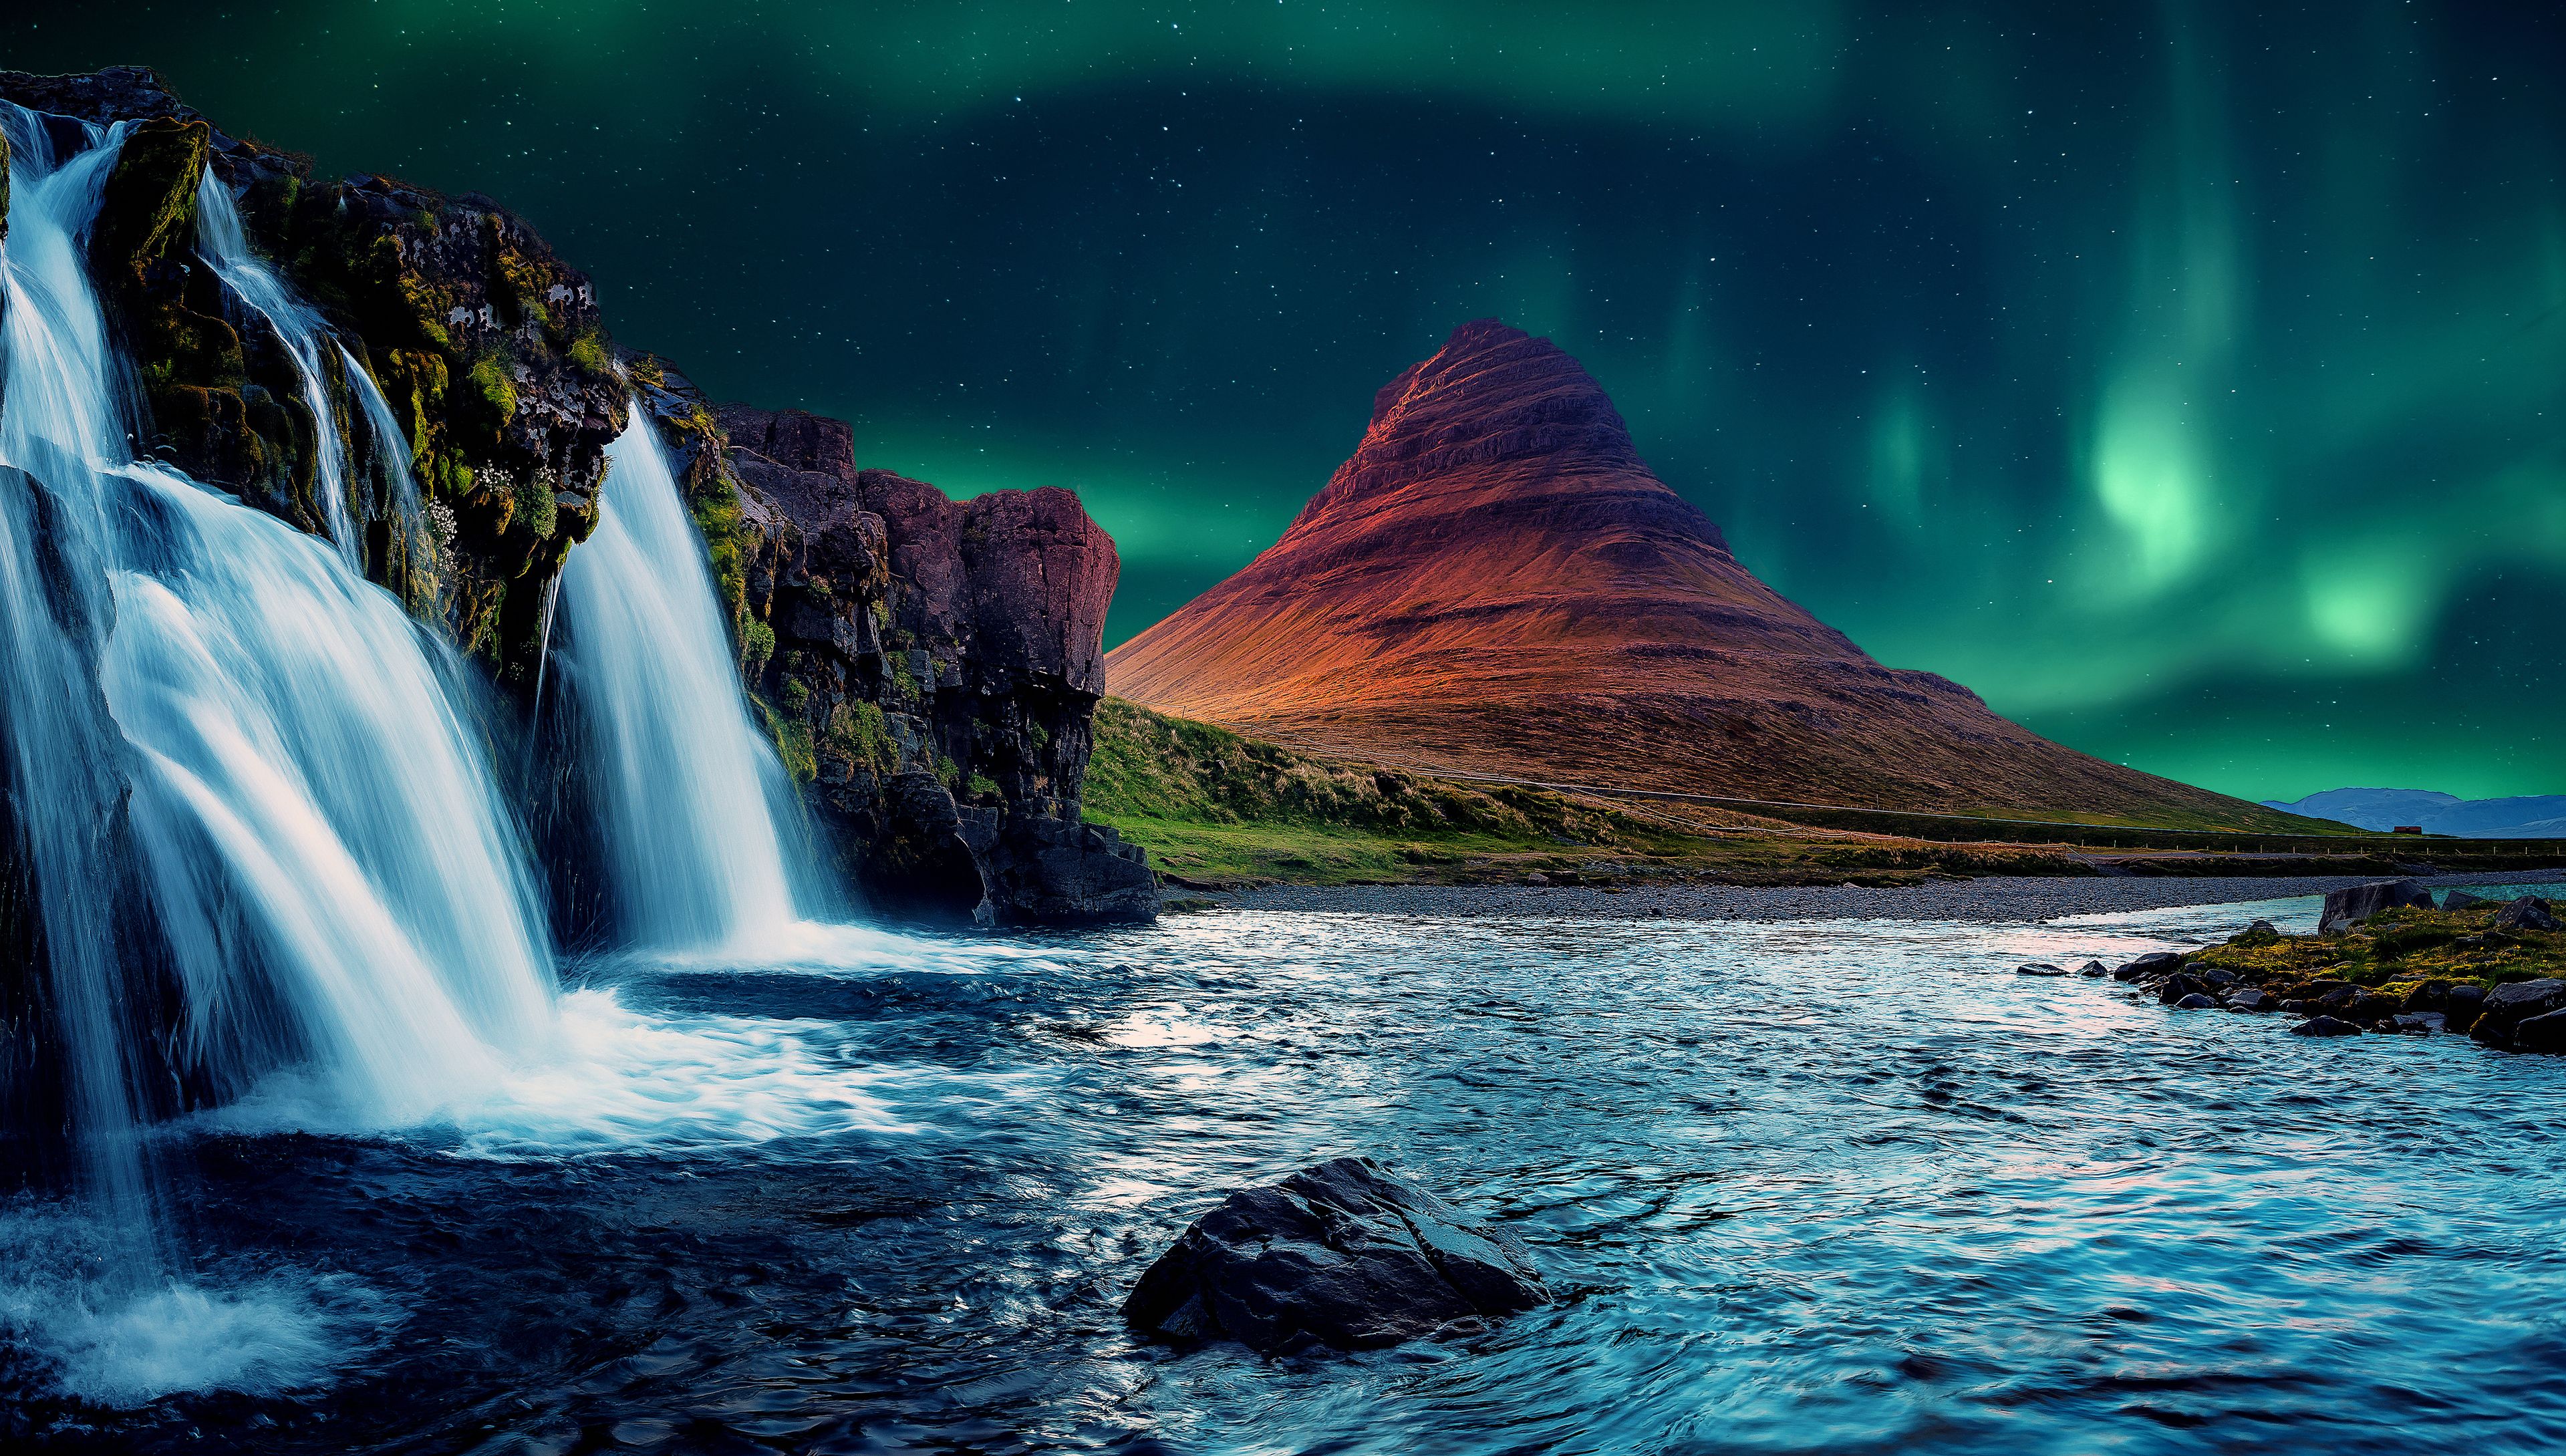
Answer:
1193;869;2566;924
2105;881;2566;1051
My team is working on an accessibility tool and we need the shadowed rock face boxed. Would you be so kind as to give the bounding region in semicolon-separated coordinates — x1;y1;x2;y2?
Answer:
636;376;1155;925
1107;319;2279;823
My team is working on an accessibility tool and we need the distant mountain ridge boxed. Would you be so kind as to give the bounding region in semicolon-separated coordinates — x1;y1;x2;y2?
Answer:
2261;788;2566;839
1107;319;2311;831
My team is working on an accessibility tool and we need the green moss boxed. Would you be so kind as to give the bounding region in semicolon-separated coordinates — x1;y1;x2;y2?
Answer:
936;755;961;790
511;468;557;541
966;772;1000;800
466;353;519;426
755;695;817;784
821;700;893;773
568;329;612;378
780;678;812;715
740;618;776;676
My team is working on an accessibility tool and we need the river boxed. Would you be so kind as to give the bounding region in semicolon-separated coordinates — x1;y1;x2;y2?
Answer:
7;884;2563;1454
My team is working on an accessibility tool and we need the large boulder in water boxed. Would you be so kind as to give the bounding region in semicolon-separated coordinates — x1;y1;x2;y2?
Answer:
2319;879;2432;934
1123;1157;1551;1354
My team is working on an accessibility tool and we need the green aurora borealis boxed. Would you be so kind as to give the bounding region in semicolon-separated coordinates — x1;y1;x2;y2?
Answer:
11;2;2563;800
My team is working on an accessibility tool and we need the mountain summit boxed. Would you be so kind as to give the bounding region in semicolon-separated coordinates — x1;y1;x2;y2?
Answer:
1107;321;2278;823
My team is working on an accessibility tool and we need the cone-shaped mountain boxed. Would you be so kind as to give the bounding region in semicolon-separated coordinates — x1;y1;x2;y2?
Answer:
1107;319;2279;823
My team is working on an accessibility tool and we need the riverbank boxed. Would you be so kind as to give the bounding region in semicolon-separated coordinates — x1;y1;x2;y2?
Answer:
1187;868;2566;923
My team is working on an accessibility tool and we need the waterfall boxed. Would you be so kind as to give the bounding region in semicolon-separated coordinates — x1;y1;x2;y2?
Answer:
553;406;806;950
0;110;159;1235
0;105;560;1152
190;168;361;560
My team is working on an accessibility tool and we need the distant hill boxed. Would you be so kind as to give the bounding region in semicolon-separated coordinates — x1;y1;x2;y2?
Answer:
2261;788;2566;839
1106;319;2315;833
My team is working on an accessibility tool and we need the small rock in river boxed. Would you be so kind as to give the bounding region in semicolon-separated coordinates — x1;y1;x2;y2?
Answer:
2468;978;2566;1050
2016;962;2068;976
2200;968;2240;986
2076;960;2110;978
1123;1157;1550;1354
2173;993;2217;1009
2227;989;2270;1012
2511;1008;2566;1054
2290;1016;2364;1038
2392;1012;2446;1035
2115;952;2182;982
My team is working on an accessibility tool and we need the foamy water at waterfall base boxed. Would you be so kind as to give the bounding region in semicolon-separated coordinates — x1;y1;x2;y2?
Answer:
7;889;2566;1455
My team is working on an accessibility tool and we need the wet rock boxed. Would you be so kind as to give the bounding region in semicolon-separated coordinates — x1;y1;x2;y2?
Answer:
2115;952;2182;982
2290;1016;2362;1038
2173;992;2217;1009
2445;983;2486;1032
2015;962;2068;977
2392;1012;2446;1035
2469;978;2566;1050
2227;988;2270;1012
2279;999;2309;1014
2200;968;2239;986
2228;919;2281;945
2512;1008;2566;1054
2076;960;2110;978
2157;973;2207;1005
2494;896;2560;933
2319;879;2432;934
1123;1157;1550;1354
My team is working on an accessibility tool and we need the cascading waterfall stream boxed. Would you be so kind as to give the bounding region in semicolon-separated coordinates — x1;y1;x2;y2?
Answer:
190;169;362;560
0;103;561;1155
553;406;806;950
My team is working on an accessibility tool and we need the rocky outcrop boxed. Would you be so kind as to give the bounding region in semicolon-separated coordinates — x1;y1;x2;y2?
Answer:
2468;978;2566;1051
2319;879;2432;934
0;66;624;688
1123;1157;1551;1354
633;370;1155;925
0;68;1152;929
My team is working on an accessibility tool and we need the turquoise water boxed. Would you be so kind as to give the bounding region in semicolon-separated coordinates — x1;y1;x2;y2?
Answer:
5;888;2565;1453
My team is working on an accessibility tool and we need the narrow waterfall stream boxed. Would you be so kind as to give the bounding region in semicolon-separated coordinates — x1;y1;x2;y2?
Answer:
553;406;807;952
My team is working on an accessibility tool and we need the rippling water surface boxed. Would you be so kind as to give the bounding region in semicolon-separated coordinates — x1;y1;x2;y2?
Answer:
7;889;2566;1454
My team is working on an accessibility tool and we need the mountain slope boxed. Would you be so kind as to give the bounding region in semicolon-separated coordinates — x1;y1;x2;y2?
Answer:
2264;788;2566;838
1107;320;2307;831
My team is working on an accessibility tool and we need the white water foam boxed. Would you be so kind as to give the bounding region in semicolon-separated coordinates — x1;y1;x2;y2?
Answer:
0;1208;398;1406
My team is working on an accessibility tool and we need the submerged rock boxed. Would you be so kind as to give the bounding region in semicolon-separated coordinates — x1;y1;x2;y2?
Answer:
1123;1157;1550;1354
2290;1016;2362;1038
2015;962;2068;977
2319;879;2431;934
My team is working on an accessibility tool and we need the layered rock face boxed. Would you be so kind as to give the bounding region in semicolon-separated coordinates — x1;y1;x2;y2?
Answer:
638;372;1155;924
0;67;1151;927
1109;319;2274;823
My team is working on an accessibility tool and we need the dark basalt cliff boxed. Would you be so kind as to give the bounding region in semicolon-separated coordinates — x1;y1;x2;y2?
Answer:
0;66;1153;927
633;371;1155;925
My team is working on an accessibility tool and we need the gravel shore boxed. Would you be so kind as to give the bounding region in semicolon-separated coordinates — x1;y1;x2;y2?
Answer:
1200;868;2566;925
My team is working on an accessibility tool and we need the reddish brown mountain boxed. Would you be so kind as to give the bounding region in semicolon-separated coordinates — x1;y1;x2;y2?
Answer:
1105;319;2283;825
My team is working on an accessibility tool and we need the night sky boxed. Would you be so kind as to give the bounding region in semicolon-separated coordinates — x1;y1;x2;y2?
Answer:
12;3;2563;800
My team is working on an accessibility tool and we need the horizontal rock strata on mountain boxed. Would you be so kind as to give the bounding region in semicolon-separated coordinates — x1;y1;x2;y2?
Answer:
1107;318;2301;828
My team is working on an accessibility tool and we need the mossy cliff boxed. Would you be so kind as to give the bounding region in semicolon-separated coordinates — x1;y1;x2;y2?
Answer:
631;368;1157;925
1;65;623;689
0;67;1153;927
